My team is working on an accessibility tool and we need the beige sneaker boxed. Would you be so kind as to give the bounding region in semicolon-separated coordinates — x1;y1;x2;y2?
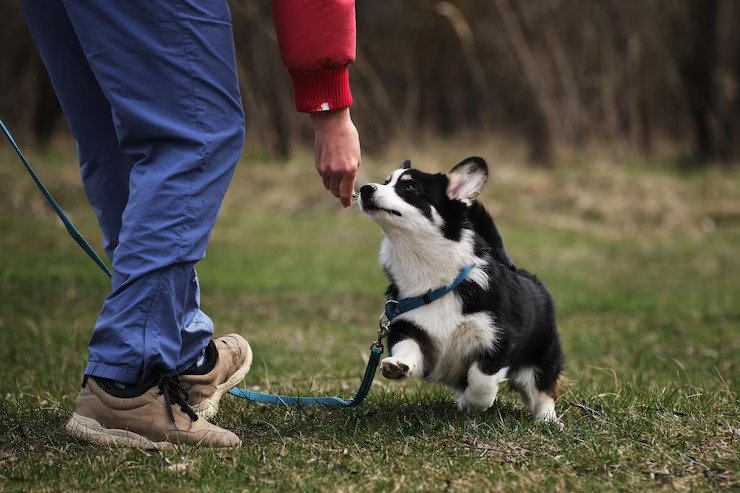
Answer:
65;377;241;449
178;334;253;419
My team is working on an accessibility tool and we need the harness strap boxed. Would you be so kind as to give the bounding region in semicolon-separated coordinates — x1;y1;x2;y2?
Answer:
385;264;474;320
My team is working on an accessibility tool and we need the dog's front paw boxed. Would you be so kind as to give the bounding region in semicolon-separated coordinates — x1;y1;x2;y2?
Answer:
381;357;411;380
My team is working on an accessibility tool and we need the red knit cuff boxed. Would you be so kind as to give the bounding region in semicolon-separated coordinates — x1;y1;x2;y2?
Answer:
288;66;353;113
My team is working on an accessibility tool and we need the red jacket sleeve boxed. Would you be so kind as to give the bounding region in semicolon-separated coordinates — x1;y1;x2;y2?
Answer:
273;0;356;113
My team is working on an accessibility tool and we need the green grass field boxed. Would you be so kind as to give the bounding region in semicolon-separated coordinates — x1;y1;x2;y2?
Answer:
0;143;738;491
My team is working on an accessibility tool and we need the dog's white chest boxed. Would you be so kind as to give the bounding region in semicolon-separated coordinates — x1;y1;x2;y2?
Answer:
397;294;466;340
396;294;497;385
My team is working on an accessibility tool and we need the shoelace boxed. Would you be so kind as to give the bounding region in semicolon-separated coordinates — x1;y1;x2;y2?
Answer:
157;377;199;423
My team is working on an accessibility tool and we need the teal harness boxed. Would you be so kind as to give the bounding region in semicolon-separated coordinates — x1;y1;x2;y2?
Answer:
2;119;472;408
384;265;474;321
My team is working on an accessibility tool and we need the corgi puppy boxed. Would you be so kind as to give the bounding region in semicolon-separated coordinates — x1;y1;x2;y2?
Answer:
358;157;563;422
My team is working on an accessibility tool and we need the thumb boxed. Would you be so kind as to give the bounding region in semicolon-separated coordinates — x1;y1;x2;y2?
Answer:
339;173;356;207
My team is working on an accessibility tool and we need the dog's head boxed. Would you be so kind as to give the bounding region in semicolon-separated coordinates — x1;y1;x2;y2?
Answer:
358;157;488;240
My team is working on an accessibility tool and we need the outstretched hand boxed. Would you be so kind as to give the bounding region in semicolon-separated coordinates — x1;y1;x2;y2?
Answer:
311;108;361;207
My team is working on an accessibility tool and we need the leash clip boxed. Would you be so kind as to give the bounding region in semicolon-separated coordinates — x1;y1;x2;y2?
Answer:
378;300;398;334
377;299;397;343
377;317;391;339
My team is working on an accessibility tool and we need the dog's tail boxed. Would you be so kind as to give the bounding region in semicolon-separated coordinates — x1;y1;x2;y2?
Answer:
468;201;516;270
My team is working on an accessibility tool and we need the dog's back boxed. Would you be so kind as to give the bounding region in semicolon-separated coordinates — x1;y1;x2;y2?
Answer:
466;203;563;409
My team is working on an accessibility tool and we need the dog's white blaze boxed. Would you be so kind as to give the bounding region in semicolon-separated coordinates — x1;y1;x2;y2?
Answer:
457;363;508;412
364;172;439;231
385;169;407;187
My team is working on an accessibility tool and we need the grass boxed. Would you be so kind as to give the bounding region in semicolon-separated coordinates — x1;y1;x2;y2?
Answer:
0;142;738;491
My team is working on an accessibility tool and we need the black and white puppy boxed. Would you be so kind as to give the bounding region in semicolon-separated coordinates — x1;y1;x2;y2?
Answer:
358;157;563;422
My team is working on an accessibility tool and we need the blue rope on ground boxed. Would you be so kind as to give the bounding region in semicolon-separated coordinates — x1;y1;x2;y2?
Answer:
228;345;383;407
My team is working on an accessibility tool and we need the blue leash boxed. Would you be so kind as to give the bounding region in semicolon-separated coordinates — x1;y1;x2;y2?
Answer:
228;343;383;407
1;120;112;278
2;119;474;408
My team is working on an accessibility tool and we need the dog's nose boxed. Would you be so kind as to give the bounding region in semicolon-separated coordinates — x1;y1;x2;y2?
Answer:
360;184;376;202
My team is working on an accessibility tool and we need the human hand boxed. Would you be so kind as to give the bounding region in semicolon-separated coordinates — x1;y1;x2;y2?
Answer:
311;108;361;207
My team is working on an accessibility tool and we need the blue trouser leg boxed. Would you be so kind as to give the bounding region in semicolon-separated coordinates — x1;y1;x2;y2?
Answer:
21;0;245;384
19;0;132;260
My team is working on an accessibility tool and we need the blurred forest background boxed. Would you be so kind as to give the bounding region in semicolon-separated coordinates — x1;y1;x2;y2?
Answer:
1;0;739;166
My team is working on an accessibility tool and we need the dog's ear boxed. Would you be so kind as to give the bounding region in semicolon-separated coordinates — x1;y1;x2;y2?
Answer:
401;160;412;170
446;157;488;204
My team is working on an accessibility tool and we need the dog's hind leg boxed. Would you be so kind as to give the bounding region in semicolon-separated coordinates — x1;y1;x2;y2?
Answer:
457;363;508;413
510;367;560;423
382;338;424;380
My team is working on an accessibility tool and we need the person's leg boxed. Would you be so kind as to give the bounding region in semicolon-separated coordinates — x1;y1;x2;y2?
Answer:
19;0;132;261
21;0;248;447
58;0;246;384
20;0;240;385
64;0;244;382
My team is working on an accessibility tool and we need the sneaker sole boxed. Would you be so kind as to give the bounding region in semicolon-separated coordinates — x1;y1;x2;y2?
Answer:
191;339;253;420
66;413;174;450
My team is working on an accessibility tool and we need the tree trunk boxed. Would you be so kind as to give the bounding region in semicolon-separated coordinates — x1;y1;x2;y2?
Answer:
681;0;720;162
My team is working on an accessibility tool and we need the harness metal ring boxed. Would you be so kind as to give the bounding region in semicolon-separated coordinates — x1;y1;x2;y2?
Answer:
370;340;384;352
384;299;399;312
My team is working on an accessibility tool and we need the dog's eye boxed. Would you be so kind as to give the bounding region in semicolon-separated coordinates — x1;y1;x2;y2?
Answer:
403;182;417;193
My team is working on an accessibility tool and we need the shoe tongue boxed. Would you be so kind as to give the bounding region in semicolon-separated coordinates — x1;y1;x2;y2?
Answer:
181;340;218;375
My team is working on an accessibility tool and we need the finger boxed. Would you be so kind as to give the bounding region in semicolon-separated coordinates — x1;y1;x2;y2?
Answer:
338;173;356;207
321;172;330;191
328;174;341;198
315;151;330;191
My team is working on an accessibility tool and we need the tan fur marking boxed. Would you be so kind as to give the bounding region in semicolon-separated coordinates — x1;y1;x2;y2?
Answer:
545;378;560;400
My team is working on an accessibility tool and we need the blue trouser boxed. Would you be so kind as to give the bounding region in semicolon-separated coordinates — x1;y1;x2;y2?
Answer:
20;0;245;384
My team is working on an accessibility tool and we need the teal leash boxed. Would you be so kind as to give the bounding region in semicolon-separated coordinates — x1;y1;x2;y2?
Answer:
228;341;384;407
1;118;384;409
1;119;112;278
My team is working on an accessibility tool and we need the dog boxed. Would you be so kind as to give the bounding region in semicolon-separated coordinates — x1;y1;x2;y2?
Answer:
358;157;563;422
